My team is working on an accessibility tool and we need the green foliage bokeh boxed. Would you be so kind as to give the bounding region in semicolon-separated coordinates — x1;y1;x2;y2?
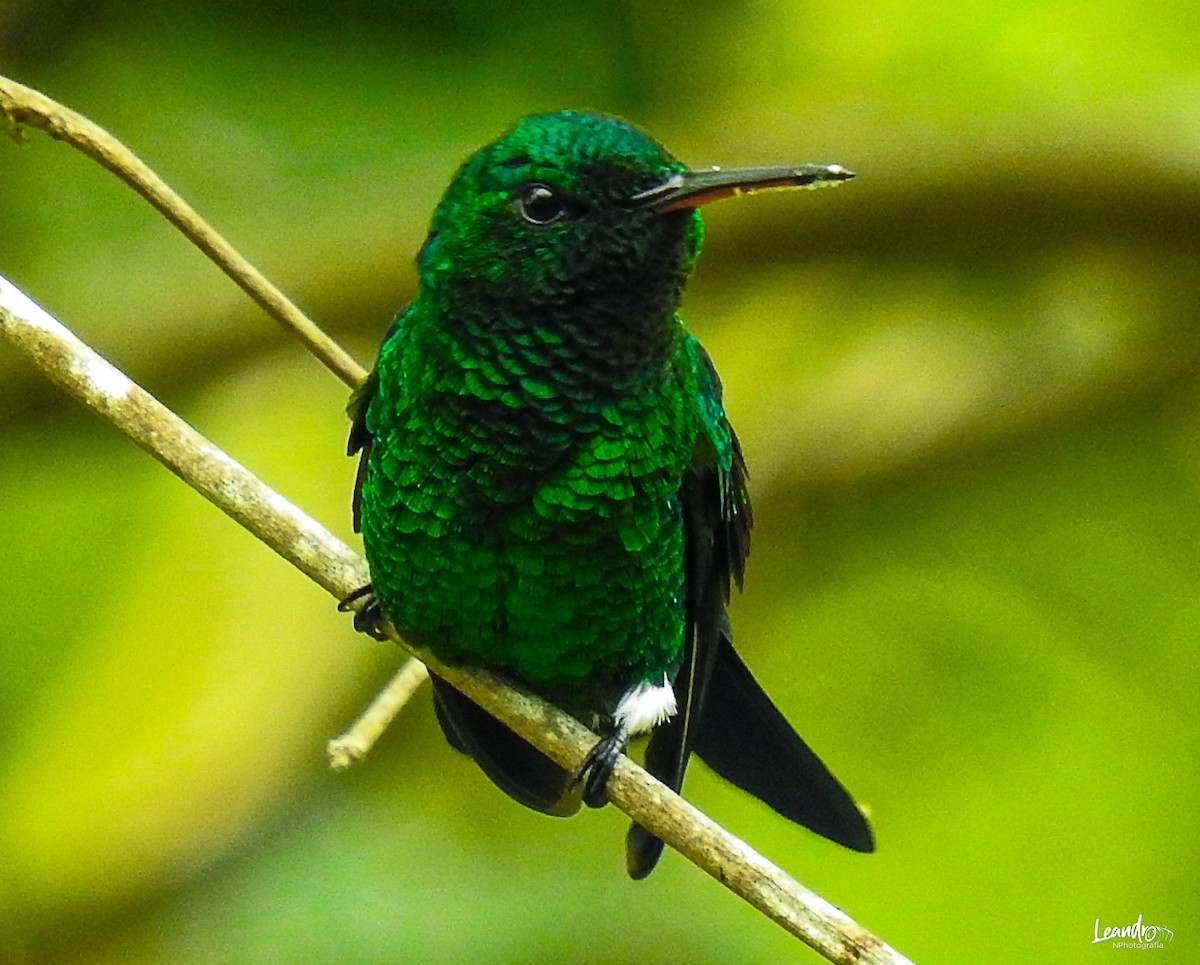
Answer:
1;1;1197;961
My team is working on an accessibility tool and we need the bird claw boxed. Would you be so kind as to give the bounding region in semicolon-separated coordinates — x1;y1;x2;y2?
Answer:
576;723;629;809
338;584;388;641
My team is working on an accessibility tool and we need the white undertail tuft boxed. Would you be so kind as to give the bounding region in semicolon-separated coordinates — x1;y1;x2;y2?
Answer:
613;675;677;735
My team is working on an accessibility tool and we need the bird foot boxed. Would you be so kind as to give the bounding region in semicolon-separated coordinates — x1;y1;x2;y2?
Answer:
337;584;388;641
576;722;629;809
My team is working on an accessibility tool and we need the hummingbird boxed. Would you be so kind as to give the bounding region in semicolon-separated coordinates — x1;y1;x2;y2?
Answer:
345;110;872;877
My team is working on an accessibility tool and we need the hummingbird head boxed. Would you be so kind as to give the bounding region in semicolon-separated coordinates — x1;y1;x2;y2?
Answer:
418;111;700;314
415;110;852;383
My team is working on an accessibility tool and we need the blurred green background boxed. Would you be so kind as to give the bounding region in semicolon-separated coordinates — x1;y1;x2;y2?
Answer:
1;1;1196;961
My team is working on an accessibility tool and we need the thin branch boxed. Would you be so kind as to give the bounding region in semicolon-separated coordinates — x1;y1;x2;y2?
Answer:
0;273;913;964
0;69;412;766
0;72;366;388
328;658;430;771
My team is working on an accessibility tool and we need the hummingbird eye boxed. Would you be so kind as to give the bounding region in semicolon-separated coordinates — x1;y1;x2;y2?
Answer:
515;182;570;225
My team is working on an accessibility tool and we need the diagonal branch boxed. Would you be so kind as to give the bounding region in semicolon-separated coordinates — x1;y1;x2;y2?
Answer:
1;69;419;757
0;72;365;388
328;657;430;770
0;273;913;964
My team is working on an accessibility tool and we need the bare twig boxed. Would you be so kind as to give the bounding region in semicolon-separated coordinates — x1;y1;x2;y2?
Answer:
0;72;365;388
0;68;415;766
328;658;430;770
0;273;913;964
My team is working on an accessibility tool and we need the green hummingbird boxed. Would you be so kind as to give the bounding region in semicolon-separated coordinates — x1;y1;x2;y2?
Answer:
345;110;872;877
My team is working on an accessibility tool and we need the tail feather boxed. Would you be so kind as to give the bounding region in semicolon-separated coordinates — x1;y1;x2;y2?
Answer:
692;635;874;853
430;676;581;818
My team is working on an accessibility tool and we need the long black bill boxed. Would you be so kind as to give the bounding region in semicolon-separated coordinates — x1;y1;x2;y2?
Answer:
631;163;854;213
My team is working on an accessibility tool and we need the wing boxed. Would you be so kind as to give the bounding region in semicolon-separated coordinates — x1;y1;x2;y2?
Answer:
626;342;753;877
626;342;872;878
347;341;386;534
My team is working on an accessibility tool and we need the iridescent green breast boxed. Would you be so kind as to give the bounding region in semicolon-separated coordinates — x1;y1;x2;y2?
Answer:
357;313;716;714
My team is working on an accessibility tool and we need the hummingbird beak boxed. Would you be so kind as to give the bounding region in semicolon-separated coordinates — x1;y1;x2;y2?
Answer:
630;163;854;214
